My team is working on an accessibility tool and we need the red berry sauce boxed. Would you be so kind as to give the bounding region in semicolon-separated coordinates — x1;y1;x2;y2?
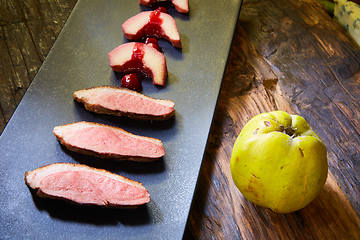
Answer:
121;73;142;92
132;43;145;61
144;0;171;10
137;7;167;40
156;7;167;13
117;43;145;71
149;7;167;25
113;43;153;87
145;37;161;51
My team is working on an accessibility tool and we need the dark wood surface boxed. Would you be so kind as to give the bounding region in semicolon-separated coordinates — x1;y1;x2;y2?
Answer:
1;0;359;239
0;0;76;132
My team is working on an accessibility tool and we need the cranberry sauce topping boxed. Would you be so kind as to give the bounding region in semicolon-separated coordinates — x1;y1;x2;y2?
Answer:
121;73;142;92
139;7;167;39
112;43;154;84
115;43;145;72
146;0;158;5
149;8;163;25
121;44;146;91
145;37;161;51
132;43;145;61
145;37;158;45
144;0;172;10
156;7;168;13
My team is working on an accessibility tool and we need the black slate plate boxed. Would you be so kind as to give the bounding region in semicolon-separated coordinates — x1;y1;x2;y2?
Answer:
0;0;241;239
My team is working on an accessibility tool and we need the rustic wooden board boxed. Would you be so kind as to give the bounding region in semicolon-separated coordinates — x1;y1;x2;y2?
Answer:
186;0;360;239
242;0;360;214
1;0;359;239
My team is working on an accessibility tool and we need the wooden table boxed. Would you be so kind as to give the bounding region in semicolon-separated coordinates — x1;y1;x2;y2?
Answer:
1;0;359;239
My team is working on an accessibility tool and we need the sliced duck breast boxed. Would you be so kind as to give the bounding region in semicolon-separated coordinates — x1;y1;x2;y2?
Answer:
73;86;175;120
53;122;165;161
25;163;150;206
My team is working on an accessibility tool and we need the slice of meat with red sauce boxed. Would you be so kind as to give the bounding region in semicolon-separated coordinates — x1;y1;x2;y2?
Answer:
73;86;175;121
25;163;150;207
53;122;165;161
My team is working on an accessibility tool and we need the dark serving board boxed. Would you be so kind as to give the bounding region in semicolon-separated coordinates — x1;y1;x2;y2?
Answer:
0;0;241;239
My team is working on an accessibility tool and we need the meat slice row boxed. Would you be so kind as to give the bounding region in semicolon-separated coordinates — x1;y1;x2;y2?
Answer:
26;87;172;205
74;86;175;120
25;163;150;207
53;121;165;162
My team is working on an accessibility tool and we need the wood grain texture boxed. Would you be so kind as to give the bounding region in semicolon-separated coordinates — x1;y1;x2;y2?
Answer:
241;0;360;215
0;0;77;134
185;0;360;239
0;0;359;239
0;25;19;133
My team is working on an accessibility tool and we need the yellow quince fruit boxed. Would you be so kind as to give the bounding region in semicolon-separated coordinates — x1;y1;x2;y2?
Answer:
230;111;328;213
